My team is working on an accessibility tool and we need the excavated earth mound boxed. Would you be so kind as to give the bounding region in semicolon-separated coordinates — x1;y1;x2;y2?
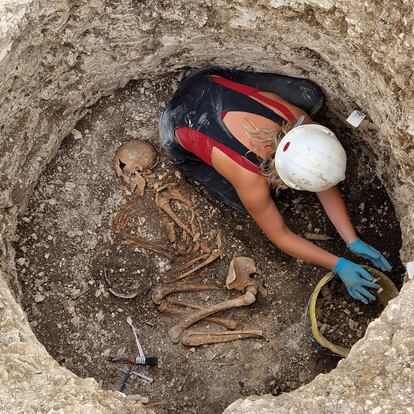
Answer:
1;1;413;413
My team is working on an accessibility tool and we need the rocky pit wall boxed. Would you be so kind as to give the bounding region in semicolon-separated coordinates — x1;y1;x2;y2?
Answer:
0;1;413;413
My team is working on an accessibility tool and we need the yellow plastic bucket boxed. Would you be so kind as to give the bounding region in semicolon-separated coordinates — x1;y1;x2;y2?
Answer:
307;266;399;357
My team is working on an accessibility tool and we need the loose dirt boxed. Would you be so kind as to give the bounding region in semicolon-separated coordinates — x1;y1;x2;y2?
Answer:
14;69;404;413
317;279;384;349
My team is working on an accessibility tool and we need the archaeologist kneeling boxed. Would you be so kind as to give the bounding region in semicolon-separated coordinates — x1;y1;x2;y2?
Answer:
160;66;392;304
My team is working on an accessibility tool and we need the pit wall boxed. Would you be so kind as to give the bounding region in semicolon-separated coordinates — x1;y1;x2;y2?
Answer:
0;1;413;412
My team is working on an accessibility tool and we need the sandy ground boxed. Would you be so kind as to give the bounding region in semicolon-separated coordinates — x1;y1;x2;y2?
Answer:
14;70;404;413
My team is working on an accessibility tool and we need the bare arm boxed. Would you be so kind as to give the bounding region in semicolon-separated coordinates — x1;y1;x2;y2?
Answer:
316;186;358;244
211;148;339;270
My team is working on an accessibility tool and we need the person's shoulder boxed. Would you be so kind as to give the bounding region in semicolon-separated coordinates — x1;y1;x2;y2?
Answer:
236;165;268;188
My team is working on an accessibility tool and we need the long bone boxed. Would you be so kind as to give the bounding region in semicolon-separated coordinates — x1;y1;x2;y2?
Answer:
159;300;238;330
121;233;175;259
181;329;264;346
155;190;194;237
151;283;219;305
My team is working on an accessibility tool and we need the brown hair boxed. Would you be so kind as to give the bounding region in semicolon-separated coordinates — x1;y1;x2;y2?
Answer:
242;120;295;192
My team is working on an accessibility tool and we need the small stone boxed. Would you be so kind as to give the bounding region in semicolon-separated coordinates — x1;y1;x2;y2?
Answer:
71;316;80;327
44;253;50;259
71;128;82;140
34;294;45;303
22;217;31;223
225;349;235;359
71;288;82;299
16;258;26;266
127;394;149;404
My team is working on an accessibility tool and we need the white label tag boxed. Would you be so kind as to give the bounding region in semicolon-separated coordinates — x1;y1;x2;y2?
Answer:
346;110;366;127
407;261;414;280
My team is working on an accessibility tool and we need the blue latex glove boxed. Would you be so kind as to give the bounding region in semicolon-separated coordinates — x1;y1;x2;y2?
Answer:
333;258;381;304
347;239;392;272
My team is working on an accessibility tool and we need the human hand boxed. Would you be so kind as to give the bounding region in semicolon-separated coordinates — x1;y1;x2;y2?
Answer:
347;239;392;272
333;258;381;304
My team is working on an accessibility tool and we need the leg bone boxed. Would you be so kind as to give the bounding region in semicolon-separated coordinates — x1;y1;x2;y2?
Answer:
151;283;219;305
158;300;238;330
181;329;263;346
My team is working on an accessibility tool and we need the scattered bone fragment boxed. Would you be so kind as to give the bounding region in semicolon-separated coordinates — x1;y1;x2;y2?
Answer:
181;329;263;346
121;233;174;259
348;319;359;332
160;211;176;242
304;232;332;241
175;240;188;255
131;174;147;197
191;241;200;253
200;242;211;254
226;257;268;298
158;300;238;330
113;140;156;193
151;283;219;305
172;251;221;282
162;184;193;207
168;286;258;343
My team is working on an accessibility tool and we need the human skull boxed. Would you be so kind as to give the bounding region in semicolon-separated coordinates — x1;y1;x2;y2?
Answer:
113;140;156;192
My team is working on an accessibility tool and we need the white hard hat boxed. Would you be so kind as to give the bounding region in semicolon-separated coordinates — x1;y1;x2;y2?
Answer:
274;124;347;192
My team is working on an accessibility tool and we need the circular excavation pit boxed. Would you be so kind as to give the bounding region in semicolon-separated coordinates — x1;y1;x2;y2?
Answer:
14;74;405;413
1;2;414;414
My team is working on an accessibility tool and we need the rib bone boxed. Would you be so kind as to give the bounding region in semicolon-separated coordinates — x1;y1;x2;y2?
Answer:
168;286;258;343
151;283;219;305
171;251;221;283
121;233;174;259
159;300;238;330
113;201;135;234
181;329;263;346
